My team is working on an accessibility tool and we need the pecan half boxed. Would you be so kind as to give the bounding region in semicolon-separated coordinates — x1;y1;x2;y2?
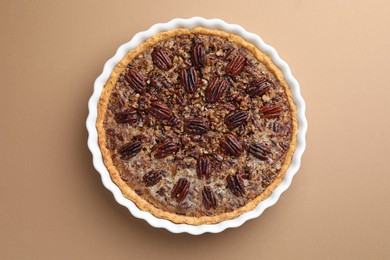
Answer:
149;76;163;94
261;174;272;187
260;105;283;119
151;48;172;71
148;101;173;120
174;91;186;106
124;69;147;93
114;107;137;124
162;116;179;127
143;170;163;187
205;77;227;103
180;67;199;93
220;134;243;157
272;121;280;133
154;140;179;159
184;118;209;135
248;142;271;160
171;178;190;202
196;156;213;179
224;48;237;60
191;43;206;68
227;174;245;197
226;55;246;76
237;124;246;136
224;110;249;130
118;140;142;160
161;77;173;89
246;78;273;97
202;186;217;209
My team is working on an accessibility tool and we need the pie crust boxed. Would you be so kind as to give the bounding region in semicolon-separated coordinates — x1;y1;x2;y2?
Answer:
97;27;297;225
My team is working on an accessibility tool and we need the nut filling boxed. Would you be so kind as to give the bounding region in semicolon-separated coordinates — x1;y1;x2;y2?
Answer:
101;29;295;220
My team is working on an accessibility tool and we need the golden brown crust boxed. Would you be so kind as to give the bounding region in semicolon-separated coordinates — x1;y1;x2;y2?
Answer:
96;27;298;225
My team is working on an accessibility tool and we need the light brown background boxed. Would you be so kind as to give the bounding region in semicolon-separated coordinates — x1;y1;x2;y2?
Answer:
1;0;389;259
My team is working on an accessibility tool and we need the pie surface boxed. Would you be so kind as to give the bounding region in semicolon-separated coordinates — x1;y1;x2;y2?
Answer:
97;27;297;225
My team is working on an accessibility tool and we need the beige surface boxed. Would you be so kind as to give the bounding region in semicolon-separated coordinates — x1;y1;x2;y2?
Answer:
1;0;389;259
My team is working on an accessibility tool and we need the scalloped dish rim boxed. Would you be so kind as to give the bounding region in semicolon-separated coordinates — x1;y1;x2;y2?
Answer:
86;17;307;235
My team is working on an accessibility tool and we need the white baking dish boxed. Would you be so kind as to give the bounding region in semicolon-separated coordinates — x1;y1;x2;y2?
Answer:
86;17;307;235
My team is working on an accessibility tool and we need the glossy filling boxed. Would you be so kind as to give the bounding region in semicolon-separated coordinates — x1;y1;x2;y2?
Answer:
103;32;292;217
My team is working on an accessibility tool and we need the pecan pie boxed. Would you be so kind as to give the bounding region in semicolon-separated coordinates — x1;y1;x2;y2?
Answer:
97;27;297;225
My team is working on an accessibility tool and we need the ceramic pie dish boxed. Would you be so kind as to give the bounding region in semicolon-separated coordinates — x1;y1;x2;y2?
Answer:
87;17;307;234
